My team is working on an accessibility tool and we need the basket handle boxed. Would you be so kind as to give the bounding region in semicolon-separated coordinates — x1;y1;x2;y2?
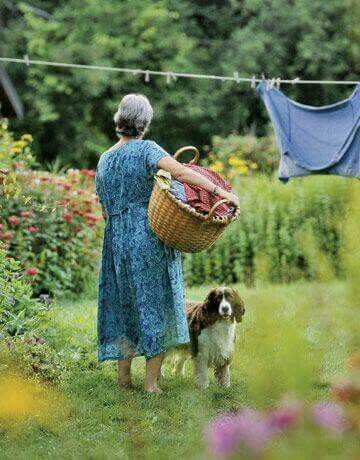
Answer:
174;146;200;165
207;199;238;220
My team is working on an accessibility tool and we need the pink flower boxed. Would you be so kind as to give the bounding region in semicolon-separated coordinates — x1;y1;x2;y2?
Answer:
205;414;241;457
87;170;95;178
0;231;13;240
312;402;346;435
20;211;32;218
0;224;3;231
267;397;302;432
63;183;72;190
8;216;20;225
28;226;39;234
62;212;73;222
26;267;38;276
205;409;274;457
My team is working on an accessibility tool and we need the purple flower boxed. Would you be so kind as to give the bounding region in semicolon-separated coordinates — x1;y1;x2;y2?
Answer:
311;402;346;435
205;409;274;457
39;294;52;305
204;413;240;457
267;398;302;433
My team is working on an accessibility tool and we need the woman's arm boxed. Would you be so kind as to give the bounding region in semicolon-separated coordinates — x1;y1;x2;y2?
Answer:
157;156;239;207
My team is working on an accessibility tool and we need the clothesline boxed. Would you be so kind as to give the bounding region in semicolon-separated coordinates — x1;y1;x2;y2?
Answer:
0;56;359;87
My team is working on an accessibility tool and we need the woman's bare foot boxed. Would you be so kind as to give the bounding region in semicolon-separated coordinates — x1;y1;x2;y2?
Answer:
144;385;162;394
118;359;132;388
144;352;164;394
118;378;133;389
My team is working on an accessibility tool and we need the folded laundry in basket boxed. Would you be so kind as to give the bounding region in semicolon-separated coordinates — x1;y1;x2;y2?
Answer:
170;179;187;203
183;164;234;218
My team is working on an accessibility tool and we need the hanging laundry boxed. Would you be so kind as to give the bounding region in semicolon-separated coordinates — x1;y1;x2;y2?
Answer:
257;81;360;182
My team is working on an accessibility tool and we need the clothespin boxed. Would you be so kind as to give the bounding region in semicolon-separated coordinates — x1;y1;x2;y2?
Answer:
292;77;300;85
233;71;240;83
166;71;171;84
144;70;150;83
251;75;256;89
276;77;281;89
23;54;30;66
269;78;276;89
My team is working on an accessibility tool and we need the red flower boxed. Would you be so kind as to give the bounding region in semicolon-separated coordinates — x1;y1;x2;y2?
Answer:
56;198;70;205
28;226;39;234
0;224;3;231
83;198;93;205
63;184;72;190
26;267;38;276
87;170;95;178
8;216;20;225
0;232;13;240
12;162;23;170
62;212;73;222
20;211;32;218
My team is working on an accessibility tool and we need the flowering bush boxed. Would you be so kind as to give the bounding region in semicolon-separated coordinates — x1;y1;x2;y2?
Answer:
0;247;47;336
204;130;278;179
0;336;67;384
0;119;102;297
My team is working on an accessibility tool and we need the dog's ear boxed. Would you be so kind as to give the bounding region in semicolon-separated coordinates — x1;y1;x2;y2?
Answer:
232;289;245;322
203;289;218;311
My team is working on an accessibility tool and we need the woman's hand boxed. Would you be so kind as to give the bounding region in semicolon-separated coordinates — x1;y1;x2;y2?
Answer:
157;156;240;208
218;190;240;208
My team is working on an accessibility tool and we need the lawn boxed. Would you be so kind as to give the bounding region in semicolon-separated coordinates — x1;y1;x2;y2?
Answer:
0;281;358;459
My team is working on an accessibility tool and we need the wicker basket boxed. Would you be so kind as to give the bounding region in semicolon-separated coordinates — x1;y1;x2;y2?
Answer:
148;146;240;253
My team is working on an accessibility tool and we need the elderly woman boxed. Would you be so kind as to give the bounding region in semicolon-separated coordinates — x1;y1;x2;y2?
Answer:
95;94;239;393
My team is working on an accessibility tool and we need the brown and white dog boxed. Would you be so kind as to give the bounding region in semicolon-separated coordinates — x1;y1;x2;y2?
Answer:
167;287;245;388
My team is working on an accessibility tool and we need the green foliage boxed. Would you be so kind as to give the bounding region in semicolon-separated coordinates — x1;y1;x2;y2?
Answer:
184;176;355;287
0;121;102;297
0;336;67;384
1;0;357;167
1;281;358;458
205;130;278;179
0;248;45;336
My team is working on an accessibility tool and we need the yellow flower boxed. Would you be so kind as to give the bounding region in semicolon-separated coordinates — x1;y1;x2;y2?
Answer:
236;165;249;175
250;162;258;170
0;374;69;431
11;147;22;154
211;161;224;172
21;134;33;143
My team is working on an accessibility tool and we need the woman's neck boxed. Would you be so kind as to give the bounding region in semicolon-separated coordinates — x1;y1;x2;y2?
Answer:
117;135;142;147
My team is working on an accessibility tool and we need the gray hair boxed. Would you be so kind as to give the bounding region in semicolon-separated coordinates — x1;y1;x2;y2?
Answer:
113;94;153;137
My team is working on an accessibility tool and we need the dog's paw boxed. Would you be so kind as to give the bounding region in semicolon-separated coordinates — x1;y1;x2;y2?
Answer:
219;381;231;388
196;381;209;389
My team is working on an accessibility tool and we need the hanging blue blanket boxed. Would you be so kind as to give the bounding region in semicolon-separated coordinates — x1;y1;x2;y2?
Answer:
257;81;360;182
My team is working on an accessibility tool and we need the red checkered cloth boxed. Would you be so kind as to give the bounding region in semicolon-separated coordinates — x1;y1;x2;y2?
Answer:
183;164;233;217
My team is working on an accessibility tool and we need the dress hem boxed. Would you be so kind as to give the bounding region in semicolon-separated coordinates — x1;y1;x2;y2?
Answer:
98;337;190;362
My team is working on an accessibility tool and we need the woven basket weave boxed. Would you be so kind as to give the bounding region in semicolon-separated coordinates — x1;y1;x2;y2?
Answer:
148;146;240;253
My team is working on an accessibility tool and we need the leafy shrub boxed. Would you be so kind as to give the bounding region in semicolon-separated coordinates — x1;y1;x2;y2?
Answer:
0;247;46;336
184;176;354;287
0;335;67;384
0;119;102;297
204;130;278;179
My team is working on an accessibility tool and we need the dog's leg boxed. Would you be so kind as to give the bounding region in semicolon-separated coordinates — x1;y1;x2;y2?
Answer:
214;364;231;388
194;356;209;389
173;354;187;376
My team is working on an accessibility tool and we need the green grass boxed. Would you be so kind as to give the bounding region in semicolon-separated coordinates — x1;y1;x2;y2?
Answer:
0;281;359;459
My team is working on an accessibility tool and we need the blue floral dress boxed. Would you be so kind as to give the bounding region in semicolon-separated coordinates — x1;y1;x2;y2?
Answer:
95;139;190;361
